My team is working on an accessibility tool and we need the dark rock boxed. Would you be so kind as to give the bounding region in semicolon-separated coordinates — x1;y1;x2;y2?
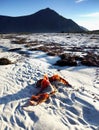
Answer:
0;58;12;65
55;53;78;66
81;53;99;67
55;59;77;66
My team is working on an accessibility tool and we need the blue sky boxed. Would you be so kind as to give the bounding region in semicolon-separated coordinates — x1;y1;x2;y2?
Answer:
0;0;99;30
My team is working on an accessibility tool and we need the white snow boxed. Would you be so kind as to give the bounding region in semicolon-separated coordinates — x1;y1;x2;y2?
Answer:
0;33;99;130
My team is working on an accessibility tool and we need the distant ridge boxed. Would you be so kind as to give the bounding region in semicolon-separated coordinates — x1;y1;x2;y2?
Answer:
0;8;85;33
89;30;99;34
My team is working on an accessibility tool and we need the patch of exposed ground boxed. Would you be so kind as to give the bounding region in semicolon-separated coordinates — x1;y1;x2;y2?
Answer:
3;34;99;67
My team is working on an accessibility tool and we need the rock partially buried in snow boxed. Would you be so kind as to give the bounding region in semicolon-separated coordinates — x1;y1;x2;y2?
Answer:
0;57;12;65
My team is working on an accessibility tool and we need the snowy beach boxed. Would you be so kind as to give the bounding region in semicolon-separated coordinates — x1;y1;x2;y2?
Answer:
0;33;99;130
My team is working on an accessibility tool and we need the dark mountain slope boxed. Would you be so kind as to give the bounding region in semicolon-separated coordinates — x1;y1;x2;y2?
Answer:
0;8;85;33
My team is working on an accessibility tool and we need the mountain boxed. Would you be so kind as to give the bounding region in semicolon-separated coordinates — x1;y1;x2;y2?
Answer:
0;8;85;33
80;26;88;31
